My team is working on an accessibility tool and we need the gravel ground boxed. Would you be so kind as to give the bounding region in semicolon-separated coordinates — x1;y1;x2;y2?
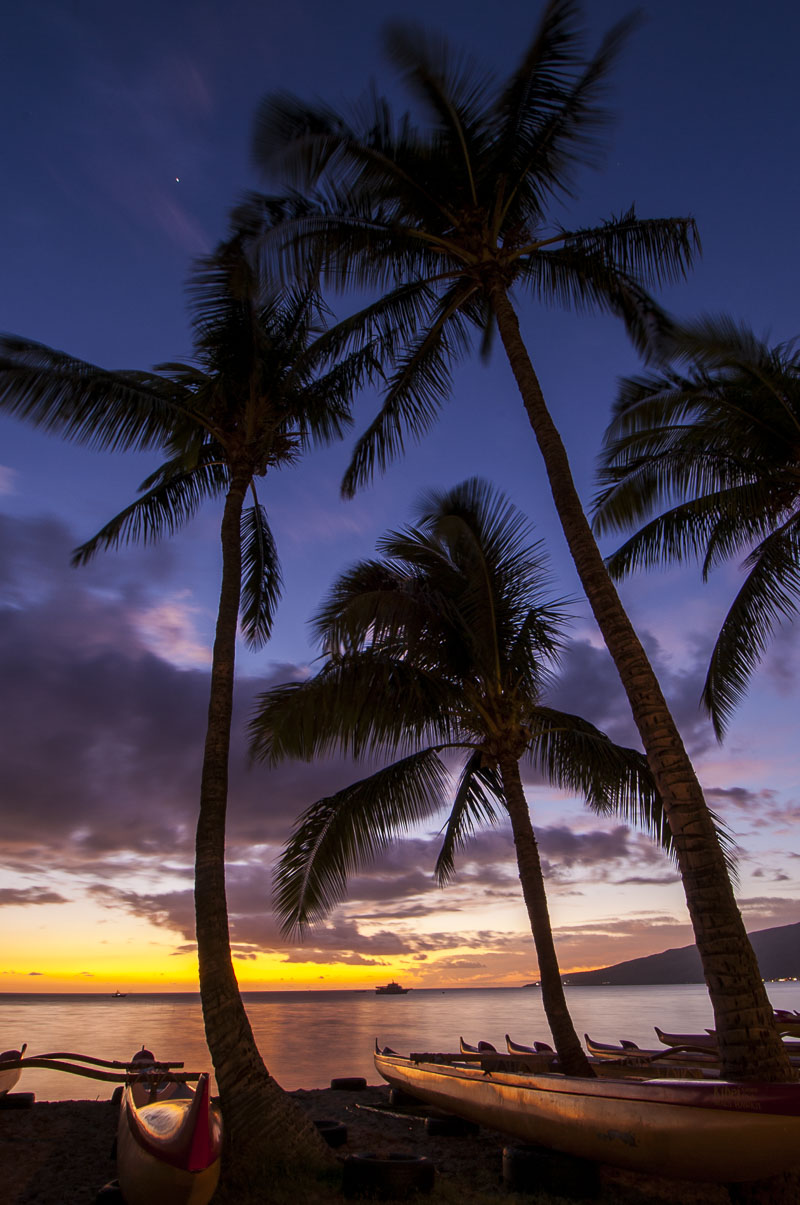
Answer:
1;1084;733;1204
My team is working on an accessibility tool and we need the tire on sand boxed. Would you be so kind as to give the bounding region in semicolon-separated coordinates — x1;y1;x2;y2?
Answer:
330;1076;367;1091
314;1118;349;1147
342;1152;435;1199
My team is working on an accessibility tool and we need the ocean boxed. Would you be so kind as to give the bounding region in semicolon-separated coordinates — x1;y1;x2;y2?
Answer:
2;983;798;1101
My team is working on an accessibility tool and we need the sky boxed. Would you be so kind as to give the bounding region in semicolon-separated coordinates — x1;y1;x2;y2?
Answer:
1;0;799;994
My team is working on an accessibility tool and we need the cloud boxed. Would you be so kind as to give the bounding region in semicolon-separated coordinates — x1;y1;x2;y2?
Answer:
131;595;211;668
434;957;486;969
704;785;800;833
0;511;793;976
736;897;800;928
0;514;368;882
0;467;16;496
546;634;716;756
0;887;68;906
550;913;697;972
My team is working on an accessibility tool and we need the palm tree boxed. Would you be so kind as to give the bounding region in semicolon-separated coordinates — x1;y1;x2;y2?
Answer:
593;316;800;739
248;2;791;1080
250;478;675;1077
0;235;380;1187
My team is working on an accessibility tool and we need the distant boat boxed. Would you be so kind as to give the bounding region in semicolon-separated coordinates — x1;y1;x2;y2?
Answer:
375;981;410;995
111;991;128;999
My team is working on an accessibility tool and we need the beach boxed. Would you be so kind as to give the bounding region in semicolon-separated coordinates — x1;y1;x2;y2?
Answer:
2;1082;732;1205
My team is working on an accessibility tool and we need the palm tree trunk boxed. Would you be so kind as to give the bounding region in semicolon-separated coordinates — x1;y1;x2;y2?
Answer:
498;753;594;1077
195;468;332;1190
489;280;792;1084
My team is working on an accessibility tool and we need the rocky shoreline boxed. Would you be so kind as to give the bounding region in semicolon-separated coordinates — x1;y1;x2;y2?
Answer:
2;1083;731;1204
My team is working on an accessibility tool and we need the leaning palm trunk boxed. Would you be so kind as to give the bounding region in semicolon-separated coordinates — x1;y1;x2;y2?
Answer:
498;754;593;1077
489;283;792;1083
195;471;331;1184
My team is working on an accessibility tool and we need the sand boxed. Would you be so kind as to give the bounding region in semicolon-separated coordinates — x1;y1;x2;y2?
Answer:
1;1084;732;1204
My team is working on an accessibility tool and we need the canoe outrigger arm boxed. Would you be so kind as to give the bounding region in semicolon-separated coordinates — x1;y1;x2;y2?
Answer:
0;1056;203;1086
19;1051;184;1070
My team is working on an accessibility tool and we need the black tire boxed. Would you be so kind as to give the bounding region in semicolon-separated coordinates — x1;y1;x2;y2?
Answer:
93;1181;124;1203
110;1086;124;1108
502;1144;600;1198
314;1118;348;1148
0;1092;35;1110
330;1076;367;1091
424;1114;479;1137
342;1152;435;1199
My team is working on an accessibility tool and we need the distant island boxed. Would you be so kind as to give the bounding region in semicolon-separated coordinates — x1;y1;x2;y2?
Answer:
558;921;800;986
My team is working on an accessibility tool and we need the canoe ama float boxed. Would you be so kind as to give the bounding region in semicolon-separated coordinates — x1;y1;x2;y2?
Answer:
0;1046;26;1096
117;1071;223;1205
374;1047;800;1183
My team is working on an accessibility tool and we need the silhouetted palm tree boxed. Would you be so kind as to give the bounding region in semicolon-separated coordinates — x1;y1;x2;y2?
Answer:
251;479;675;1077
248;2;789;1080
0;235;379;1187
594;316;800;739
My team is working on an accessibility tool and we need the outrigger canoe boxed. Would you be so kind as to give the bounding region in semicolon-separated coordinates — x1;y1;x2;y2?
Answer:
655;1025;800;1053
587;1034;800;1071
586;1034;718;1065
0;1045;221;1201
0;1045;26;1096
117;1054;222;1205
374;1044;800;1182
506;1035;554;1055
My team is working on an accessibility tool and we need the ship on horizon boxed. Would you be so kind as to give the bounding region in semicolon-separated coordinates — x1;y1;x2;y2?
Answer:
375;981;410;995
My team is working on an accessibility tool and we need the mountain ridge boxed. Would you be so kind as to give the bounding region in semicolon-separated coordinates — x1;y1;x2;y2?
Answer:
559;921;800;986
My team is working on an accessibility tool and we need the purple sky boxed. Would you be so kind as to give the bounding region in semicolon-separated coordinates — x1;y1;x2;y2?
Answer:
1;0;798;990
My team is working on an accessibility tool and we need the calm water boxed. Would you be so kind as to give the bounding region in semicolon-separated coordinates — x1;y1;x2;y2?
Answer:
2;983;798;1101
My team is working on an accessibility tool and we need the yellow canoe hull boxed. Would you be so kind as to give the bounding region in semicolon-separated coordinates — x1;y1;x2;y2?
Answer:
375;1051;800;1183
117;1076;222;1205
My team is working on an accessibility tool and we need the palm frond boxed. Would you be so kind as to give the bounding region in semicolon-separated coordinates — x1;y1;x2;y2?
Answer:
383;23;494;205
557;211;700;289
250;653;458;765
518;217;696;359
273;749;451;933
341;282;479;497
703;522;800;737
496;7;638;224
599;486;777;581
0;336;199;452
526;704;667;838
240;500;282;649
71;453;228;565
435;752;503;884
